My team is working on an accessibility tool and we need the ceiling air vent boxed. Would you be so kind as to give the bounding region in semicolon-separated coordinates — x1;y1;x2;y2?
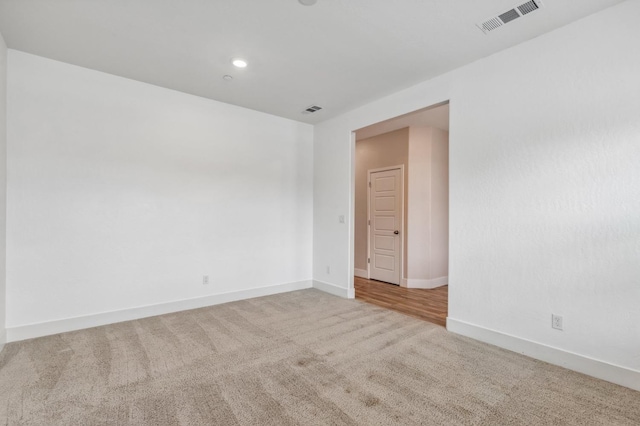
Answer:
518;0;541;15
302;105;323;114
477;0;544;34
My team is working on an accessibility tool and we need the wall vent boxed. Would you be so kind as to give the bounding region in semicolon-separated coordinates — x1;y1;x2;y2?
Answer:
477;0;544;34
302;105;323;114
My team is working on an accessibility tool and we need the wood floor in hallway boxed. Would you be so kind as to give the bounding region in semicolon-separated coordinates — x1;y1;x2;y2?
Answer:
355;276;448;327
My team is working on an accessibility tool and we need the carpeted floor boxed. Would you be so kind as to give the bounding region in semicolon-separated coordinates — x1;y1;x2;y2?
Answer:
0;289;638;425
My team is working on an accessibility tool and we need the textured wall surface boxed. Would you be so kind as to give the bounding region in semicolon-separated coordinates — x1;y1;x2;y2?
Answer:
448;1;640;370
7;51;313;328
313;1;640;373
0;33;7;346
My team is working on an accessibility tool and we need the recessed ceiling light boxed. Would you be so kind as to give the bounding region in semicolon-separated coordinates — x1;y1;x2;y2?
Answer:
232;59;247;68
299;0;318;5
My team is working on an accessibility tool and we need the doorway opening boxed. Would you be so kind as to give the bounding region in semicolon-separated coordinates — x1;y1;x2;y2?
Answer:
352;102;450;326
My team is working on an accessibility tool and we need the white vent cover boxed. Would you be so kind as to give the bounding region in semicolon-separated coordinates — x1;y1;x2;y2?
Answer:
302;105;323;114
477;0;544;34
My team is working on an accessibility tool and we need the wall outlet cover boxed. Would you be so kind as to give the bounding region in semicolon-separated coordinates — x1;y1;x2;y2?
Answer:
552;314;563;330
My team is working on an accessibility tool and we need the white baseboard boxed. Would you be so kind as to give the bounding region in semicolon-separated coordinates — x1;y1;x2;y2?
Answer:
7;280;313;343
405;276;448;289
354;268;368;279
313;280;354;299
0;329;6;353
447;317;640;392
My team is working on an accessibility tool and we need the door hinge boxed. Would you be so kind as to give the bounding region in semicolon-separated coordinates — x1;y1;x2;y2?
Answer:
368;258;370;264
368;219;370;225
368;181;371;188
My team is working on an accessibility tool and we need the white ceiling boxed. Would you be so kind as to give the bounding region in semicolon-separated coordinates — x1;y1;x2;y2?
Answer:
356;103;449;141
0;0;624;124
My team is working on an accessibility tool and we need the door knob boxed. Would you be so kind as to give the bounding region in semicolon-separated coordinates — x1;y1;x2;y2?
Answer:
394;230;399;235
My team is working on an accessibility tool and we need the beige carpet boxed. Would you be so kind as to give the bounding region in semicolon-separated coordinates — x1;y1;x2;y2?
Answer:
0;289;638;425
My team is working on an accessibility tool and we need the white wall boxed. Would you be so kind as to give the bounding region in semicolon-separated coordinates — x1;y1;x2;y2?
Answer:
313;0;640;390
6;51;313;337
406;126;449;288
0;33;7;348
354;128;408;275
429;128;448;281
406;127;430;283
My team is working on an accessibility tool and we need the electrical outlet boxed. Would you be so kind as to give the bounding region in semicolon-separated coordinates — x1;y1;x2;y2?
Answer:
203;275;209;285
326;266;331;274
551;314;563;330
338;215;345;224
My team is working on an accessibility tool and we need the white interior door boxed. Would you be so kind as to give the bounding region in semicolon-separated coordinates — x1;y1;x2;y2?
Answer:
369;168;402;285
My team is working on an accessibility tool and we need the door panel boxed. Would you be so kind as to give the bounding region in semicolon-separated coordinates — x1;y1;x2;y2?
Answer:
369;168;402;285
375;176;396;191
375;197;395;211
374;216;395;231
374;254;395;270
374;235;394;251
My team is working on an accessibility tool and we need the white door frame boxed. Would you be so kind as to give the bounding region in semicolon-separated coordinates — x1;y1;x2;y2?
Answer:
367;165;405;284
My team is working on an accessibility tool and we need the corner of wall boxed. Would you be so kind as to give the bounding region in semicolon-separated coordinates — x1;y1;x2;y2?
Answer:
313;280;353;299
